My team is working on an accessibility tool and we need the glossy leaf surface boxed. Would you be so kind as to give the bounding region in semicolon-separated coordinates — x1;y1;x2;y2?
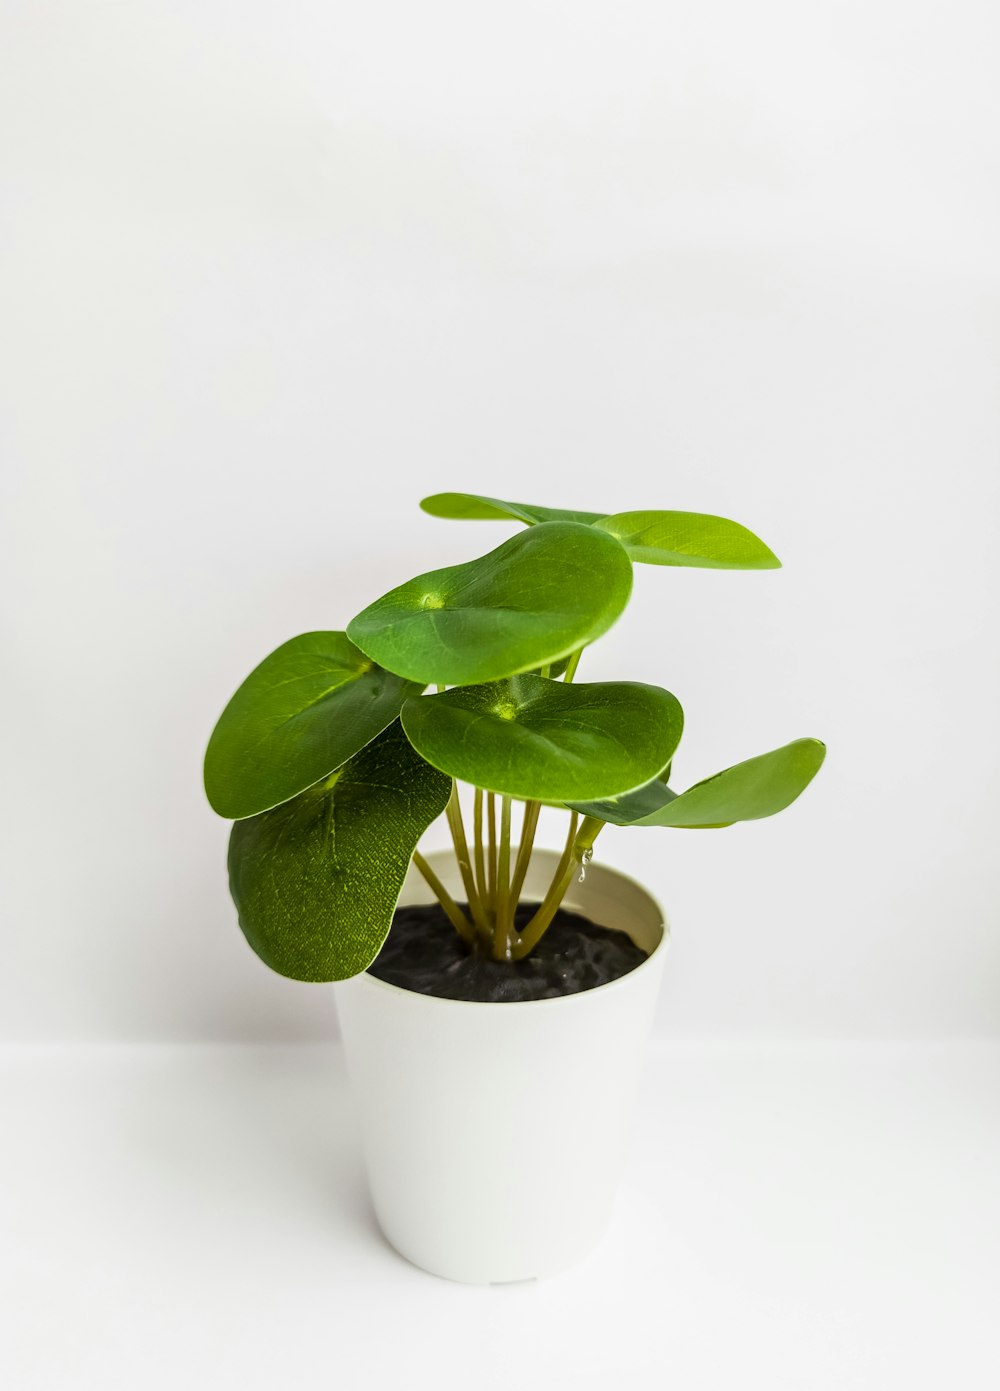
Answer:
421;492;605;527
572;738;826;827
228;723;451;981
204;632;422;820
347;522;632;686
595;510;780;569
401;675;683;802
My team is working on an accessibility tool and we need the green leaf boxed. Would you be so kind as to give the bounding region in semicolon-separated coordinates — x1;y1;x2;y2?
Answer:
569;776;679;827
571;738;826;827
420;492;607;527
401;675;683;802
228;722;451;982
204;632;422;820
347;522;632;686
594;510;781;569
420;496;781;571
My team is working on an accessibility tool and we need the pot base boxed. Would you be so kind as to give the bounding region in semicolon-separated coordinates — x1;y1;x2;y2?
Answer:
378;1211;612;1285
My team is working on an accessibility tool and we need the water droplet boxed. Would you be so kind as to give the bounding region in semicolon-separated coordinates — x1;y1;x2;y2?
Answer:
577;846;594;883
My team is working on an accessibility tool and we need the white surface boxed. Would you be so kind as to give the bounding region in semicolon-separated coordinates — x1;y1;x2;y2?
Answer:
335;850;666;1281
2;1041;998;1389
2;1;999;1043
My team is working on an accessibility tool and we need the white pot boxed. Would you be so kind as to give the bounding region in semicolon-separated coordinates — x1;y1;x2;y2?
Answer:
333;847;668;1283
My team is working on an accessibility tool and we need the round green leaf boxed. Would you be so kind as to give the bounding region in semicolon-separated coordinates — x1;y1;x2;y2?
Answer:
347;522;633;686
571;738;826;827
594;510;780;569
205;632;422;820
421;492;606;527
228;722;451;982
401;675;683;802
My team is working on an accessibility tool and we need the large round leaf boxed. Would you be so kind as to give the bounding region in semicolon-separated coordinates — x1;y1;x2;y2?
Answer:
594;511;780;569
205;632;422;820
421;492;605;527
347;522;633;686
571;737;825;827
401;675;683;802
228;722;451;982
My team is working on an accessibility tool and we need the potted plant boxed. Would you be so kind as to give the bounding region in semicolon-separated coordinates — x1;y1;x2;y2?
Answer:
204;492;825;1283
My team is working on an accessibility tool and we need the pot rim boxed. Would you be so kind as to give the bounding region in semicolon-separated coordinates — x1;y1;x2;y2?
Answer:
350;848;670;1013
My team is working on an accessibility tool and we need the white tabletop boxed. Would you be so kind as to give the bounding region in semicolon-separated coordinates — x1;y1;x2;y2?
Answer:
2;1040;998;1390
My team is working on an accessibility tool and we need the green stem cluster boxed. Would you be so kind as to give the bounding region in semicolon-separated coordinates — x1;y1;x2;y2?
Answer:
411;645;605;962
414;788;605;961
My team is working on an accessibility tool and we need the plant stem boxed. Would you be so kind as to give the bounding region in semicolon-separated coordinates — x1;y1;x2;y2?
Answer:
562;647;583;683
486;792;497;913
508;799;541;906
510;814;605;961
445;783;490;940
493;795;513;958
532;808;578;928
412;852;476;946
473;786;488;911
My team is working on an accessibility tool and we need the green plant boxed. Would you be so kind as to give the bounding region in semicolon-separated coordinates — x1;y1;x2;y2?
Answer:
205;493;826;979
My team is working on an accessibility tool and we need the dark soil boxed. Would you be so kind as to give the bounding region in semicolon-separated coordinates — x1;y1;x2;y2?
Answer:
368;901;648;1002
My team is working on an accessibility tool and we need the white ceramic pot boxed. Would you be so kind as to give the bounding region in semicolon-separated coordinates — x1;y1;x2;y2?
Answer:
333;847;668;1284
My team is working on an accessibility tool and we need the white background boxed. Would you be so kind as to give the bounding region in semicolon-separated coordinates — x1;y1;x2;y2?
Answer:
3;6;999;1389
2;0;998;1045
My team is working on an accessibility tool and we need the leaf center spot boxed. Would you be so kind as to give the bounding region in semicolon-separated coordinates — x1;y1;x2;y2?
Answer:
420;593;445;610
493;700;518;721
